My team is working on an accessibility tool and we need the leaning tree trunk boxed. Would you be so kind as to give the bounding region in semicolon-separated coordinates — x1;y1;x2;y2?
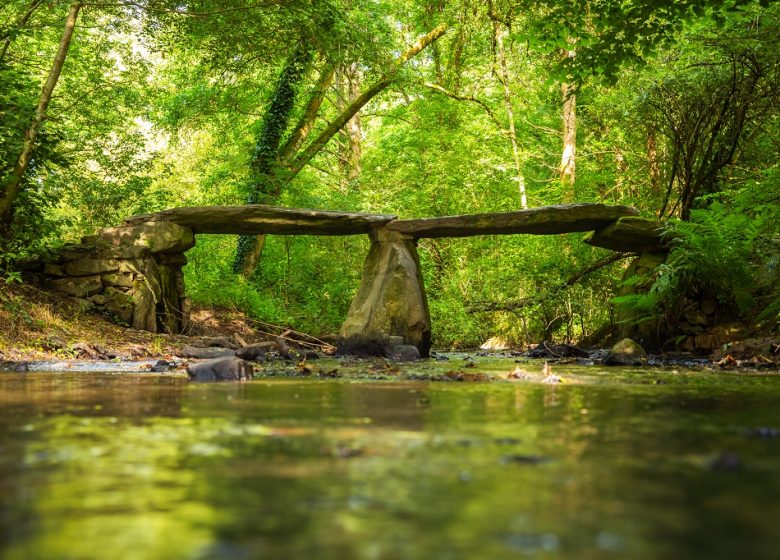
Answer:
234;24;447;276
283;24;447;181
233;42;313;275
0;2;82;228
560;82;576;203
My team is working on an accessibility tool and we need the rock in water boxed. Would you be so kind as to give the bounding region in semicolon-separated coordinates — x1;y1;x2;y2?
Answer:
151;360;171;372
708;452;743;473
179;345;236;359
235;343;270;362
187;357;253;382
528;342;589;358
387;344;420;362
604;338;647;366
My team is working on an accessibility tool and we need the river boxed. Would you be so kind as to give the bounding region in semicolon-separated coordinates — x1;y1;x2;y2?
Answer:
1;358;779;559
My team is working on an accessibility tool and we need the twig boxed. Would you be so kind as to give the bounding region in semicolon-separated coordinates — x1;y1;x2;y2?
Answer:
236;312;337;352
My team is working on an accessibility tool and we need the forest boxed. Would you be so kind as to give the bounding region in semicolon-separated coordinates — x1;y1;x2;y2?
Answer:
4;3;780;558
1;0;779;350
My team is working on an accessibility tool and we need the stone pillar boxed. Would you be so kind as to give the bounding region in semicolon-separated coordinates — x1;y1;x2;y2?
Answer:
340;226;432;356
615;251;667;349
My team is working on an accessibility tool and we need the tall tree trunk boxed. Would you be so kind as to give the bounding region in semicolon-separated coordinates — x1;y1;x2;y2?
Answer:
234;42;313;275
560;82;576;202
336;62;362;186
0;2;81;228
494;22;527;209
447;21;466;94
646;124;660;195
0;0;44;66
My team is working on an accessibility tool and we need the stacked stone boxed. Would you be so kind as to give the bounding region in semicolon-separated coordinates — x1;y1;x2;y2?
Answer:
40;222;195;333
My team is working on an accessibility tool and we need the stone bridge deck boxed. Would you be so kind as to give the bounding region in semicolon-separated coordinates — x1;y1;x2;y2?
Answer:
40;203;667;357
124;202;641;240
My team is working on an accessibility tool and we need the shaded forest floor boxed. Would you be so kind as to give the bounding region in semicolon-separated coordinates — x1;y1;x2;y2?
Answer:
0;283;273;362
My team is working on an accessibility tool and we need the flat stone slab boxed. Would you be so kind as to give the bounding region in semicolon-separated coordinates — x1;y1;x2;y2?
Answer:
124;205;397;236
386;203;639;238
87;222;195;254
584;216;671;253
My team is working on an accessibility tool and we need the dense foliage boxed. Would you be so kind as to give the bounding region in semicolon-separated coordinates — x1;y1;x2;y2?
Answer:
1;0;778;347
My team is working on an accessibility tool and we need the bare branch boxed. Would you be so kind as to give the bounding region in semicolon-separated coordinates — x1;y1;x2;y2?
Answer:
466;253;634;313
422;81;505;131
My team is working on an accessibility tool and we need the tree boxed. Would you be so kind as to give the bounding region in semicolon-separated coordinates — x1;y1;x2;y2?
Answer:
493;18;527;208
0;2;82;229
232;22;448;273
0;0;45;66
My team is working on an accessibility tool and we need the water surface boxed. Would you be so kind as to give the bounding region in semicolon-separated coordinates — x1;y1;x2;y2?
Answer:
1;361;779;559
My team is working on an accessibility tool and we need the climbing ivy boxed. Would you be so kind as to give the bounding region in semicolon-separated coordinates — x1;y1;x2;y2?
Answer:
234;42;314;273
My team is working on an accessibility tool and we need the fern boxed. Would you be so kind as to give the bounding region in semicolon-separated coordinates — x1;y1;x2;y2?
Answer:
615;184;780;337
666;203;761;314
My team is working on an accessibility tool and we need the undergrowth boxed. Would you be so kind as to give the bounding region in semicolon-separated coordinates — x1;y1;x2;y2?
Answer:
614;175;780;337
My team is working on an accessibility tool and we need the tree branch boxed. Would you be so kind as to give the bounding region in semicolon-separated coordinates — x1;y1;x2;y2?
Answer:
284;24;447;180
278;61;335;165
0;2;82;226
82;0;289;17
0;0;45;65
466;253;635;313
422;81;505;131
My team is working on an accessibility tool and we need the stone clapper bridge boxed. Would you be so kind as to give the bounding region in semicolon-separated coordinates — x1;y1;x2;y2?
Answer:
41;203;667;357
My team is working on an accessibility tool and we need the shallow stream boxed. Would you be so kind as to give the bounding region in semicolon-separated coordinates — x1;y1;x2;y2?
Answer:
1;357;779;559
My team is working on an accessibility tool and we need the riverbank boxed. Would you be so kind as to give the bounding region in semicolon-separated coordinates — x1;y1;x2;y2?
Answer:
2;283;778;371
0;283;274;362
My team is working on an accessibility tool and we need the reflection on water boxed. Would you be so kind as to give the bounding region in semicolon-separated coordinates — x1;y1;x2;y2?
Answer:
1;366;780;559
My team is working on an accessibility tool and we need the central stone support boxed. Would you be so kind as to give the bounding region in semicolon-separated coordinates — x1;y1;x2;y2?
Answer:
339;226;432;357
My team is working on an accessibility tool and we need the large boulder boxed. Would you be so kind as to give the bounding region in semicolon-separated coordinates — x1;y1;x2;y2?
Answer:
122;205;397;235
584;216;670;253
387;344;420;362
95;222;195;254
131;278;157;331
387;203;639;237
187;357;254;381
339;227;431;357
64;258;120;277
101;272;134;288
604;338;647;366
103;287;134;324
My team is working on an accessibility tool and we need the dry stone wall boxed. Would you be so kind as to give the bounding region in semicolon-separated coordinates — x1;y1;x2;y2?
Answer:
35;222;195;333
